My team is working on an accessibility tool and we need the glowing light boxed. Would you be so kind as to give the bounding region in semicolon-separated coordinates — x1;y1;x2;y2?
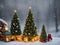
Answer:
32;38;34;42
5;26;8;30
6;38;9;42
16;36;22;41
11;36;14;39
24;37;28;42
32;36;38;41
14;10;17;13
17;37;22;41
34;37;38;40
29;6;32;10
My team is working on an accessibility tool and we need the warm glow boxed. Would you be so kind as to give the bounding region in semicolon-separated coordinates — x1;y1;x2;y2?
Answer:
24;37;28;42
32;38;34;42
34;37;37;40
34;37;38;40
18;38;21;40
6;38;9;42
17;37;22;41
5;26;8;30
29;6;32;10
14;10;17;13
11;36;14;39
32;36;38;41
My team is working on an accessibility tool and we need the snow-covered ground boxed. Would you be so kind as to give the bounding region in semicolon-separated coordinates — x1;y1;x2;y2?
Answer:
0;37;60;45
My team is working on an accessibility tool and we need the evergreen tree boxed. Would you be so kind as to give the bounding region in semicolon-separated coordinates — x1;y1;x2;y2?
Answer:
10;10;21;35
23;7;38;37
40;25;47;42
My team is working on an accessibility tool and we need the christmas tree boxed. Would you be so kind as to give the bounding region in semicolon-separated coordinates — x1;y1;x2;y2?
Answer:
40;25;47;42
23;7;38;38
10;10;21;35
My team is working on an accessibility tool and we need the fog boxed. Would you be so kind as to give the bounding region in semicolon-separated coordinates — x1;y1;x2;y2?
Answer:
0;0;60;33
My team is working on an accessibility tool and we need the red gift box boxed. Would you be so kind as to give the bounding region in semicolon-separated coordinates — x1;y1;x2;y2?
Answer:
48;34;52;41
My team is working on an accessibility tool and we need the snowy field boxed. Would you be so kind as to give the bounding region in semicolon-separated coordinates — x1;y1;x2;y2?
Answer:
0;37;60;45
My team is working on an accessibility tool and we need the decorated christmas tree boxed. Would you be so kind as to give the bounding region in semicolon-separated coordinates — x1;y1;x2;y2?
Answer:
40;25;47;42
23;6;38;42
10;10;21;35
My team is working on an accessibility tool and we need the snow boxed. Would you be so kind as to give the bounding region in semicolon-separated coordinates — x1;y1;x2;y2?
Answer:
52;31;60;37
0;37;60;45
0;18;8;25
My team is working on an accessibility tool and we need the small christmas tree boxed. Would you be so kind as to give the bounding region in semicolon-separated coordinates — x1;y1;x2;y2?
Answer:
40;25;47;42
23;6;38;41
10;10;21;35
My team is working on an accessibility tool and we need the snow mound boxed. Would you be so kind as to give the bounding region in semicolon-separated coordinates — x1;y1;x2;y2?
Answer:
0;18;8;25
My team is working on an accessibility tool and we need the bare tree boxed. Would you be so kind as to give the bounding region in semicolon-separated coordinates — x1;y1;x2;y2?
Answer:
0;0;5;18
54;0;58;32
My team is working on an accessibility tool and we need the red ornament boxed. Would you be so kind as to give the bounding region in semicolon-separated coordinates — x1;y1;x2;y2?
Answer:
48;34;52;41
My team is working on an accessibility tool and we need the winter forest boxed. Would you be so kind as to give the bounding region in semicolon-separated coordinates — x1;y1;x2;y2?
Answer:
0;0;60;33
0;0;60;45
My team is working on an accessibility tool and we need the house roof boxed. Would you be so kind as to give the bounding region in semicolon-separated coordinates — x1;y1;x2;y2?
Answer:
0;18;8;26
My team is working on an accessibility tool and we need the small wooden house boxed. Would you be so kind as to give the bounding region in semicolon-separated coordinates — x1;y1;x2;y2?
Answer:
0;19;22;42
0;19;10;42
0;19;8;33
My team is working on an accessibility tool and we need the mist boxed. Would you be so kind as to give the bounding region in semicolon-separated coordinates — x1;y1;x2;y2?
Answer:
0;0;60;33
